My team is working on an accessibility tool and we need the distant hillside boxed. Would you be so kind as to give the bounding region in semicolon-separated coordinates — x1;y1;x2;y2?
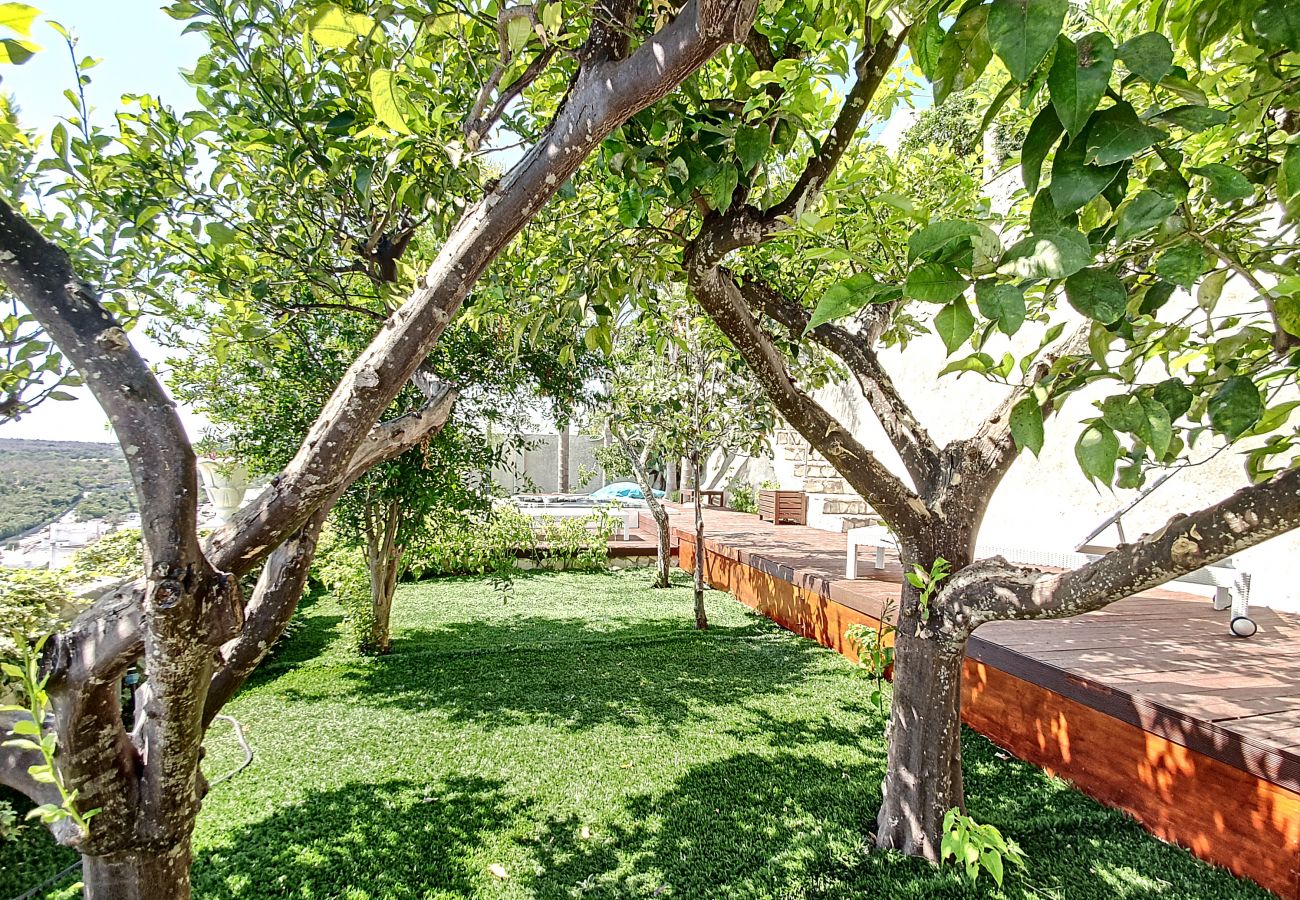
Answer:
0;439;136;541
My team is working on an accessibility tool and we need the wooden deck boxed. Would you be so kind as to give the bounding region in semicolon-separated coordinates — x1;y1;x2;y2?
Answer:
652;504;1300;898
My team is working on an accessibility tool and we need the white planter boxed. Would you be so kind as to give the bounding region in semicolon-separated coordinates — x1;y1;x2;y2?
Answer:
197;459;249;523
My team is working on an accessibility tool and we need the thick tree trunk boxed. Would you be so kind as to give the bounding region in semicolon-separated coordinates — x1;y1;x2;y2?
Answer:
692;454;708;629
875;630;968;860
83;839;193;900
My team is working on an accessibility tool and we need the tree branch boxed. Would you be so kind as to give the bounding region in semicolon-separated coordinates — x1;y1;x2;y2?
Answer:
943;465;1300;628
737;271;941;487
686;258;929;534
949;324;1090;512
763;25;907;224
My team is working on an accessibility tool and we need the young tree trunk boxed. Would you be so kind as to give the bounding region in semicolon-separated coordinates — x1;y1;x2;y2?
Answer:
692;453;708;629
611;425;672;588
364;497;403;654
82;840;193;900
557;424;570;493
875;629;968;860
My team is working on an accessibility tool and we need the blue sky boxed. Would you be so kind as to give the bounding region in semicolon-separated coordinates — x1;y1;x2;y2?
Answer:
1;1;205;442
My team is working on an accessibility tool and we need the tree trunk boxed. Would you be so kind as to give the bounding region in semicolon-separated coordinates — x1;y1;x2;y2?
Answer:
653;504;672;589
875;630;968;860
83;840;193;900
666;457;679;496
692;453;708;629
556;424;570;493
365;498;403;655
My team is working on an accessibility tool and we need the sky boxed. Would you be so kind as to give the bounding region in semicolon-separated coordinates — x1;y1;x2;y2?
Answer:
0;1;206;443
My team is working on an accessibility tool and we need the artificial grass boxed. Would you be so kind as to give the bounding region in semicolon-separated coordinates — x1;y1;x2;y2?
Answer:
0;569;1271;899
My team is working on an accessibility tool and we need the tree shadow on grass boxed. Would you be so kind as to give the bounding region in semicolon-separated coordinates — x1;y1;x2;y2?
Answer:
274;615;827;737
192;774;513;900
519;742;1272;900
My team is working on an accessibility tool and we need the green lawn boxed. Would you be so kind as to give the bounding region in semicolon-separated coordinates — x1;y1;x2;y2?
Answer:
0;569;1270;899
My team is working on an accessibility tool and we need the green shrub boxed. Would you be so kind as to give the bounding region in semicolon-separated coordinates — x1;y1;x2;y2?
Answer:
310;530;373;654
64;528;142;584
728;483;757;514
0;799;17;842
0;568;74;662
405;506;615;578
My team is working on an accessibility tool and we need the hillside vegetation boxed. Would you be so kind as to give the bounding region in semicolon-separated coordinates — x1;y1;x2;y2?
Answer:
0;439;135;541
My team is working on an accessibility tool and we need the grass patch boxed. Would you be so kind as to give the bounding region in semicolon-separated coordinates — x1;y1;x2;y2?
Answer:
0;569;1270;898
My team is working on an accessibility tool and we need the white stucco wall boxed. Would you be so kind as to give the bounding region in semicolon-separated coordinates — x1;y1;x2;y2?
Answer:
815;316;1300;613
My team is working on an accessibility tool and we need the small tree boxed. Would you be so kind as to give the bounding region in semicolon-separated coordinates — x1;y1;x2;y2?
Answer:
591;291;771;615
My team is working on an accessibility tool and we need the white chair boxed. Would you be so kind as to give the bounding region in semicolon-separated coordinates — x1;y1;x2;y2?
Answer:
842;526;1256;637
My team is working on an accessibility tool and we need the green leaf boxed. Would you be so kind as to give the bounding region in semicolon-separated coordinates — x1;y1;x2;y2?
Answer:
935;298;976;355
618;189;646;227
0;35;37;63
1084;102;1166;166
906;263;967;303
1275;293;1300;337
369;69;412;135
709;164;740;213
982;849;1006;887
1154;244;1209;289
1021;105;1063;195
1253;0;1300;51
506;14;531;52
1076;421;1119;484
1117;32;1173;82
910;5;945;81
1048;33;1114;137
1209;376;1264;439
1136;395;1173;457
735;125;770;171
1149;105;1229;133
939;352;996;376
1065;267;1128;323
1116;190;1175;243
975;282;1026;335
908;221;981;265
1279;145;1300;218
9;718;38;736
1191;164;1254;202
1051;129;1122;214
999;229;1092;279
805;274;901;333
308;3;374;48
0;3;38;36
1010;396;1045;455
1153;378;1193;421
987;0;1068;83
932;6;992;104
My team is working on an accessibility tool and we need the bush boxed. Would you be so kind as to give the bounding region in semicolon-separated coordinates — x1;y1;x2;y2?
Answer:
310;530;373;654
728;483;757;514
0;568;79;700
405;507;615;578
0;568;75;662
64;528;142;584
0;799;17;843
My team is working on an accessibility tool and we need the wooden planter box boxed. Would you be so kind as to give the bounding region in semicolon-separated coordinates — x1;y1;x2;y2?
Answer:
758;489;806;525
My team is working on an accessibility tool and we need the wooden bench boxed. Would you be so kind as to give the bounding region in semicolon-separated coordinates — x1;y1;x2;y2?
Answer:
758;489;806;525
680;489;725;508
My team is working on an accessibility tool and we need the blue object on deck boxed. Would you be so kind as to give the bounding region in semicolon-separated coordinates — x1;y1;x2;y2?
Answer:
590;481;664;500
